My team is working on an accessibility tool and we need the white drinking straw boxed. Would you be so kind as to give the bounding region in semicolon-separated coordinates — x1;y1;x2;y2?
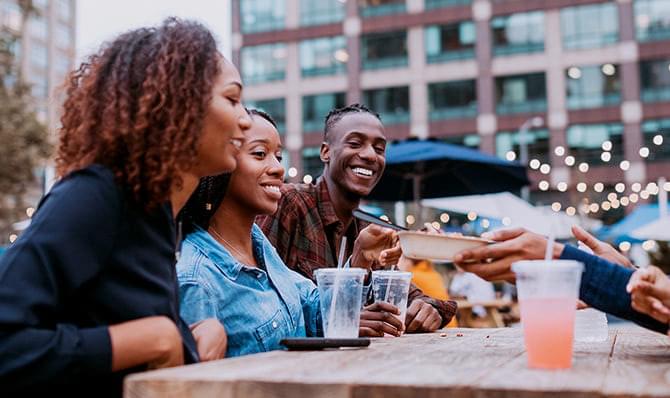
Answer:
327;237;348;333
544;221;555;261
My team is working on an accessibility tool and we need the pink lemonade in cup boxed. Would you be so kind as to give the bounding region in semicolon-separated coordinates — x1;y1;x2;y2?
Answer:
512;260;583;370
519;297;577;369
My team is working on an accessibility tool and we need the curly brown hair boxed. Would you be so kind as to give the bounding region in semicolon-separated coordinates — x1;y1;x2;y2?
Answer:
56;18;221;209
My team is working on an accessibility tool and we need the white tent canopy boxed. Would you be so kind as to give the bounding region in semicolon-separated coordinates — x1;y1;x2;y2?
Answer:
422;192;598;239
631;217;670;241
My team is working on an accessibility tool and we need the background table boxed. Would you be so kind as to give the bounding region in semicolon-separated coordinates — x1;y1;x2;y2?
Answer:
125;327;670;398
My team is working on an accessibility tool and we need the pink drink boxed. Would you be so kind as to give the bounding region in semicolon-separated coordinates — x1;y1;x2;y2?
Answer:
520;297;576;369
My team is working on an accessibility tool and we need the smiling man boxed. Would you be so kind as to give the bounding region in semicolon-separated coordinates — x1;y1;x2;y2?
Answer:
257;104;456;333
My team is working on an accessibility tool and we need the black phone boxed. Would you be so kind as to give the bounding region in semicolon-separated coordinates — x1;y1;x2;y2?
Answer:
280;337;370;351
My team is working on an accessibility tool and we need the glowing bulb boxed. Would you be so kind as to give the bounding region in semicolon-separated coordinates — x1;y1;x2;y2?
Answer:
619;241;631;252
9;234;17;243
601;201;612;211
551;202;562;212
607;193;618;201
566;206;576;216
288;167;298;178
641;190;650;199
615;183;625;193
502;217;512;226
632;183;641;192
568;67;582;79
554;146;565;156
647;182;659;195
505;151;517;161
26;207;35;218
529;159;541;169
601;63;616;76
564;156;575;166
642;240;656;251
629;193;639;203
577;182;587;192
557;182;568;192
380;215;390;221
589;203;600;212
540;164;551;174
639;147;650;158
440;213;450;223
538;180;550;191
601;152;612;162
432;221;441;230
664;182;670;192
602;140;612;151
620;197;630;206
406;215;416;225
578;163;589;173
303;174;313;184
467;211;478;221
481;219;490;229
653;135;663;145
611;199;620;209
619;160;630;171
594;183;604;192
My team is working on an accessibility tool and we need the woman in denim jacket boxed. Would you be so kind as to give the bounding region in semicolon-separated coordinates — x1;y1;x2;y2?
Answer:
177;110;404;357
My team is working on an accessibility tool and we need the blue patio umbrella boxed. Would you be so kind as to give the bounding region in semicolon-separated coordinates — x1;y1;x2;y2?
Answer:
368;138;529;202
597;203;670;244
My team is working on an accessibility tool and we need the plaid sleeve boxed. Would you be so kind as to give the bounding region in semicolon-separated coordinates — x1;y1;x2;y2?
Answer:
407;283;458;328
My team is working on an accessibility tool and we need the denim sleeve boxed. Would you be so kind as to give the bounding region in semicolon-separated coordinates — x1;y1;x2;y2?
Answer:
0;169;119;387
287;269;323;337
560;245;669;334
178;280;220;327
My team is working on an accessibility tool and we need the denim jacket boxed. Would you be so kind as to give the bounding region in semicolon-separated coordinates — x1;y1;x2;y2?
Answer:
177;225;323;357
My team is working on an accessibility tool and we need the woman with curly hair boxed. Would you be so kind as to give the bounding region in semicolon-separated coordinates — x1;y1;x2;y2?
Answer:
0;19;250;396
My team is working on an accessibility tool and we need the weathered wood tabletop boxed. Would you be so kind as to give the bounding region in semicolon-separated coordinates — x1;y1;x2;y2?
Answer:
125;327;670;398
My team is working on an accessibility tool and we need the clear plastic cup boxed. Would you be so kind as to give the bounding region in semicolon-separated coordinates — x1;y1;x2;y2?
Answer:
372;271;412;330
315;268;367;338
512;260;583;370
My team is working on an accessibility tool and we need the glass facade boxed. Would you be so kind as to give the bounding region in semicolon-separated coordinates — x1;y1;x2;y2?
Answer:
241;0;285;34
361;30;408;70
428;80;477;120
246;98;286;134
491;11;545;56
561;3;619;50
30;42;48;69
425;22;476;63
640;59;670;103
495;73;547;115
359;0;406;18
302;92;346;133
30;14;48;41
300;0;345;26
567;123;624;164
299;36;347;77
566;64;621;110
443;134;480;149
635;0;670;42
363;86;410;125
425;0;472;9
56;0;71;21
641;118;670;161
496;129;550;164
56;24;71;48
302;147;323;179
241;44;287;84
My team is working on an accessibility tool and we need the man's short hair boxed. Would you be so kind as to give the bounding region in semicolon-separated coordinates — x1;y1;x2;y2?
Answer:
323;103;381;142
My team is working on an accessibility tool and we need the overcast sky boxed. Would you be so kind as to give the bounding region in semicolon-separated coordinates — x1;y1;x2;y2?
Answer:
76;0;231;62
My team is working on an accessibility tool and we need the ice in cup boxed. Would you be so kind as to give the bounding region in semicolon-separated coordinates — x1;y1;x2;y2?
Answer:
512;260;583;369
315;268;366;338
372;270;412;332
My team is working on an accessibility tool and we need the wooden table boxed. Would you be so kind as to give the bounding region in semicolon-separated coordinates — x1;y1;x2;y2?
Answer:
125;327;670;398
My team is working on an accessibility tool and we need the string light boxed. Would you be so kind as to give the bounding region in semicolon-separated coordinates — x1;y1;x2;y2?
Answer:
615;183;625;193
639;147;650;158
619;241;631;252
303;174;313;184
568;67;582;79
620;197;630;206
380;215;390;221
26;207;35;218
629;193;639;203
440;213;450;223
578;163;589;173
607;192;618;201
564;156;575;166
601;152;611;162
506;151;517;161
601;201;612;211
653;135;664;145
288;167;298;178
9;234;17;243
576;182;587;192
632;183;641;192
589;203;600;212
594;183;604;192
538;180;550;191
551;202;562;212
557;182;568;192
619;160;630;171
481;219;490;229
566;206;576;216
602;63;616;76
502;217;512;226
539;164;551;174
406;215;416;225
611;199;620;209
665;182;670;192
647;182;659;195
467;211;478;221
432;221;441;230
640;190;650;199
554;146;565;156
642;240;656;251
529;159;541;169
602;141;612;151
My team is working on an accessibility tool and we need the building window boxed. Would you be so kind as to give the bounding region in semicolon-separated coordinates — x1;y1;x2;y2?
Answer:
30;76;49;99
363;86;410;125
425;0;472;10
640;59;670;103
241;0;285;34
443;134;480;149
57;0;71;21
30;42;48;70
246;98;286;134
56;24;72;49
300;0;344;26
241;44;287;84
302;147;323;179
566;64;621;110
425;22;476;63
1;1;22;31
635;0;670;42
56;56;71;77
561;3;618;50
495;73;547;115
496;129;550;164
302;92;346;133
359;0;406;18
641;118;670;161
30;14;48;41
567;123;624;164
428;80;477;120
361;30;408;70
492;11;544;56
299;36;347;77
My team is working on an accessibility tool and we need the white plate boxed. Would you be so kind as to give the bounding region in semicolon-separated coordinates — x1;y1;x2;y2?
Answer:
397;231;491;262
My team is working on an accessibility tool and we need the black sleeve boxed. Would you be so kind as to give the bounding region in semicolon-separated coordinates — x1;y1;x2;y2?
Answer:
0;167;121;387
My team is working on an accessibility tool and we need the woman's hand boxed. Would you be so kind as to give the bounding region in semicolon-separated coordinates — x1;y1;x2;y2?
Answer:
190;318;228;361
627;266;670;323
359;301;404;337
572;225;634;269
